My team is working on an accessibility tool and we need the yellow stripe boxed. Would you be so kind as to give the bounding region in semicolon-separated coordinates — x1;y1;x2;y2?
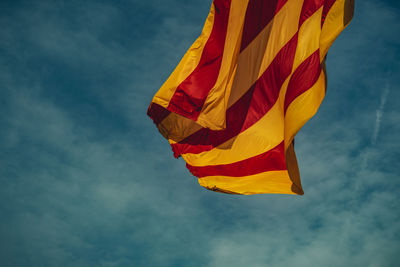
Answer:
182;86;286;166
151;3;215;108
157;0;303;144
284;1;353;146
178;7;332;161
181;74;302;167
227;0;304;107
157;112;202;142
282;8;326;151
285;141;303;194
292;7;323;70
320;0;354;60
181;3;326;166
158;0;348;161
196;0;250;130
198;170;298;195
284;70;326;148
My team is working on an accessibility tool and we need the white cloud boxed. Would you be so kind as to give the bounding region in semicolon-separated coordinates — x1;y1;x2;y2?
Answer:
0;0;399;266
372;76;390;145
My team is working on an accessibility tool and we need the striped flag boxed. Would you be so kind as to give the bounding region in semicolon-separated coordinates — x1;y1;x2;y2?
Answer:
147;0;354;195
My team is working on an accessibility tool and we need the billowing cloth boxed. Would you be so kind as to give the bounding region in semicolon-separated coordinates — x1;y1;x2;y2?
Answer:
148;0;354;195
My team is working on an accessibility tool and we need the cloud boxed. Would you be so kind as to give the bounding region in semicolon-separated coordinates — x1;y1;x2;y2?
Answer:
0;0;399;266
371;74;390;145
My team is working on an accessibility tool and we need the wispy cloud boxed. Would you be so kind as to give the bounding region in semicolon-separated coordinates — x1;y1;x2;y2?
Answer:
372;73;390;145
0;0;399;266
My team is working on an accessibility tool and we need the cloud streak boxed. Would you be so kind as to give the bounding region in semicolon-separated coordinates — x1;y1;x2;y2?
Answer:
0;0;399;266
372;74;390;145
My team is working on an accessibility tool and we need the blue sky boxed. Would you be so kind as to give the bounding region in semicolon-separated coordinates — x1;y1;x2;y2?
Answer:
0;0;399;266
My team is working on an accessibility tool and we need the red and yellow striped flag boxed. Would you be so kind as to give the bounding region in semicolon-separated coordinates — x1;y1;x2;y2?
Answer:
147;0;354;195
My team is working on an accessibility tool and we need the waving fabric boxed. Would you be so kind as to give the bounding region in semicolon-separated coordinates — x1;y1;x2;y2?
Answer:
147;0;354;195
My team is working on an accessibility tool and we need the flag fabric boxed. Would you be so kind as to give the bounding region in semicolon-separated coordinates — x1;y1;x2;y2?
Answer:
147;0;354;195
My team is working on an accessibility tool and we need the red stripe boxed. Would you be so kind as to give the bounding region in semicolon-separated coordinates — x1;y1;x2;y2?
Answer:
240;0;288;52
167;0;231;121
171;85;253;157
171;34;298;157
299;0;324;26
187;142;286;178
282;0;324;112
147;103;171;125
321;0;337;26
284;50;321;112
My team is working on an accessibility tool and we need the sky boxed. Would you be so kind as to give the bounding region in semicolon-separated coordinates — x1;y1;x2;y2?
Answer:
0;0;399;266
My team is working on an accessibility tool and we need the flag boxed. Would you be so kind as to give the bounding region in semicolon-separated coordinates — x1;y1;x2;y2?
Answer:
147;0;354;195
